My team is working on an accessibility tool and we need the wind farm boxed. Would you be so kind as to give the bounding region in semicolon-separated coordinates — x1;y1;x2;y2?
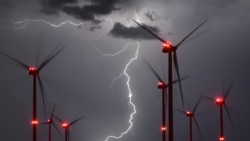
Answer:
1;45;64;141
143;58;190;141
134;19;207;141
39;104;62;141
0;1;250;141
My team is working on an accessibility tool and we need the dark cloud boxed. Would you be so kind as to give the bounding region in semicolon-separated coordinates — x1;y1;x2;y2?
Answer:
85;0;128;5
41;0;77;8
62;6;95;21
41;0;127;23
40;0;77;14
109;22;161;40
80;3;120;15
62;3;119;21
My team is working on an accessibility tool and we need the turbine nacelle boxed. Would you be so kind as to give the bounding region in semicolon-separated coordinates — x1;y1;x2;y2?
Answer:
162;41;175;53
185;111;193;117
157;81;165;89
215;97;224;105
47;119;52;123
62;122;69;128
28;66;38;75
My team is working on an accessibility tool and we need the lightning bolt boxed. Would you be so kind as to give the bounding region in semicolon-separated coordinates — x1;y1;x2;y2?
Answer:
1;19;85;29
91;40;139;141
2;19;140;141
104;41;139;141
91;41;134;59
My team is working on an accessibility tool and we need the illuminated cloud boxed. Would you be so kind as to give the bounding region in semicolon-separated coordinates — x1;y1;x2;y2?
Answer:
109;22;161;40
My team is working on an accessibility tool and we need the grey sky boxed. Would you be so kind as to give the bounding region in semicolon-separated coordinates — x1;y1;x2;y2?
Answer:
0;0;250;141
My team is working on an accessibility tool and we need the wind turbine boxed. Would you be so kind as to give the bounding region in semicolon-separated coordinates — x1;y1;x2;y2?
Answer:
176;98;202;141
54;115;85;141
143;59;188;141
202;82;235;141
40;104;61;141
1;45;64;141
133;19;207;141
143;59;168;141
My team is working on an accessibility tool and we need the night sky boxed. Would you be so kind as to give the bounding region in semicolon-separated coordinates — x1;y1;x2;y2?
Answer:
0;0;250;141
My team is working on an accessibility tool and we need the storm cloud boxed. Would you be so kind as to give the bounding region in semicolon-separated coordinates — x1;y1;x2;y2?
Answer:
109;22;161;40
1;0;250;141
62;3;119;22
41;0;128;23
40;0;77;14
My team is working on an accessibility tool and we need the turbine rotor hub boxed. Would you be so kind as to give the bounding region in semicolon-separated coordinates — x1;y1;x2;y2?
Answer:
186;111;193;117
162;41;175;53
157;82;165;89
28;66;38;75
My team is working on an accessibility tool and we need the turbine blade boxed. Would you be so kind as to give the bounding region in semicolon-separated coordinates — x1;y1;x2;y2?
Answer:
201;96;213;101
170;75;190;86
175;108;186;114
69;115;85;126
143;59;164;83
193;97;202;113
37;75;47;117
173;51;184;107
133;20;166;43
224;104;236;132
39;46;65;71
53;114;63;123
50;103;56;120
224;80;234;100
193;117;202;139
182;28;211;46
1;52;29;69
143;56;189;89
175;19;208;48
52;122;63;137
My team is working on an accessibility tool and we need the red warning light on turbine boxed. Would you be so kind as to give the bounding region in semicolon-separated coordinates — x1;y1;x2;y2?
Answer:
215;97;224;105
161;126;167;131
162;41;174;53
219;136;225;141
158;82;164;89
29;66;37;74
163;41;172;48
31;120;39;125
62;122;69;128
186;111;193;116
